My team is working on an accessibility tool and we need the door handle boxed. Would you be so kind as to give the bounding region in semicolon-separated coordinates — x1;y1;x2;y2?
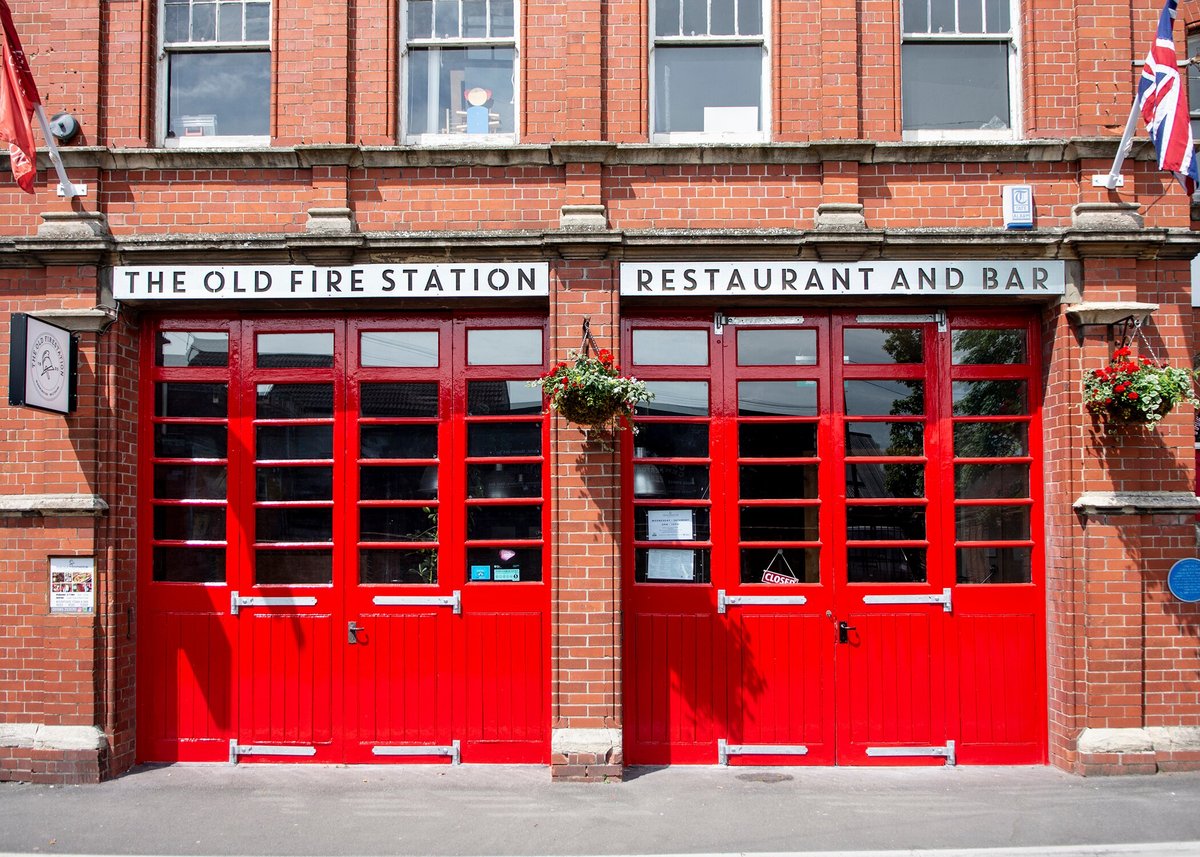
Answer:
837;621;856;644
348;621;365;645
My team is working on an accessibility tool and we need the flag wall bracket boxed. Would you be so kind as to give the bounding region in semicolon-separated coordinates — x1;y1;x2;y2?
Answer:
56;183;88;197
1092;174;1125;189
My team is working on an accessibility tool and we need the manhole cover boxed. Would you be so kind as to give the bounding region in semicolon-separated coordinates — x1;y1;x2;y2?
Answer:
735;772;794;783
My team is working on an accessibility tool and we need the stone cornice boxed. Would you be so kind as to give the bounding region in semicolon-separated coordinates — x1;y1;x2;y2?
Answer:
1073;491;1200;516
0;493;109;517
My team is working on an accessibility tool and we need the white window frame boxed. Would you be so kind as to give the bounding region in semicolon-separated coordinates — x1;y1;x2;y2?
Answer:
1187;31;1200;144
900;0;1022;142
400;0;521;146
648;0;771;145
157;0;273;148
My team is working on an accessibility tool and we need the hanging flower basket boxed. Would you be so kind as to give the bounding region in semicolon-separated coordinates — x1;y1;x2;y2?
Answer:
533;346;653;430
1083;346;1197;425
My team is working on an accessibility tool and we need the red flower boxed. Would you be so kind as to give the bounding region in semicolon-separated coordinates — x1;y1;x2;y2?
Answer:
1128;391;1139;400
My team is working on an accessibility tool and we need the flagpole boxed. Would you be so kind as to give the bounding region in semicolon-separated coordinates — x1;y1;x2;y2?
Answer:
1095;98;1141;189
33;105;80;198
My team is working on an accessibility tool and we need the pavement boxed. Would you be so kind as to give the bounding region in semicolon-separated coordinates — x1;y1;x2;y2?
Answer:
1;764;1199;857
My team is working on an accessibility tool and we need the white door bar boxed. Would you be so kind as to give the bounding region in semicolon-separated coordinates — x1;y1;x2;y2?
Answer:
866;740;956;766
717;590;809;614
372;739;460;765
862;587;952;613
229;740;317;762
373;590;461;614
718;739;809;765
230;592;319;615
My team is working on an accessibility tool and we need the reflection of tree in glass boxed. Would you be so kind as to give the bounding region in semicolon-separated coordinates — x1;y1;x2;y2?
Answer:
881;330;924;495
952;329;1023;365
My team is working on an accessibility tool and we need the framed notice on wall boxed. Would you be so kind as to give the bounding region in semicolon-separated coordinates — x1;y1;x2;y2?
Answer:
8;314;77;414
50;557;95;614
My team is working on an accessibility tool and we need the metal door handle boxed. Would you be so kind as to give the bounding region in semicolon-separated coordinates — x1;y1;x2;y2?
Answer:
837;621;856;644
348;621;365;645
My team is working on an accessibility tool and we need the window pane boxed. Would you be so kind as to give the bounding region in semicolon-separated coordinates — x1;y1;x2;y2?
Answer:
844;380;924;416
361;507;438;542
738;381;817;416
256;333;333;368
711;0;735;34
845;422;923;457
739;423;817;458
985;0;1009;34
360;548;438;584
955;463;1028;499
408;0;433;38
637;464;708;499
958;546;1030;584
360;331;438;367
634;423;708;458
930;0;955;32
361;382;439;418
954;421;1028;458
192;2;217;40
654;45;762;134
902;42;1010;132
952;329;1026;364
848;548;926;583
256;466;332;501
740;547;817;583
632;329;708;365
467;547;542;582
256;549;332;584
433;0;460;36
635;507;710;541
740;465;818;499
218;2;243;40
155;464;226;499
256;508;333;543
952;381;1026;416
656;0;680;35
256;425;333;460
847;506;925;541
463;0;488;36
153;546;224;582
360;466;435;500
740;507;819;542
956;504;1030;541
156;383;227;418
737;0;762;35
468;381;543;415
681;0;706;34
467;328;541;365
154;506;226;541
903;0;928;33
491;0;514;36
846;463;925;499
635;381;708;416
361;425;438;459
844;328;923;364
407;47;516;136
467;463;541;498
468;423;541;457
737;329;817;365
155;424;228;459
157;331;228;367
245;2;270;40
958;0;982;33
165;3;190;42
636;547;710;583
168;51;270;138
256;384;333;419
468;506;542;540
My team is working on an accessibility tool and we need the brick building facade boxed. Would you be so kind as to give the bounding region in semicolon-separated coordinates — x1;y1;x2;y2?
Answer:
3;0;1200;783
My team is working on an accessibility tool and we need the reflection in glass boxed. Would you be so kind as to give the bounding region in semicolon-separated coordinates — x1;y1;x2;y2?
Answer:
468;505;542;540
843;328;923;364
156;332;229;367
256;508;333;543
955;464;1029;499
952;381;1027;416
847;547;927;583
168;52;270;138
360;331;439;367
844;379;924;416
468;423;541;457
155;424;227;459
846;506;925;541
739;506;818;542
740;547;819;584
954;422;1028;458
256;384;334;419
738;423;817;458
153;546;224;582
952;329;1026;364
256;333;334;368
632;329;708;365
634;423;708;459
956;504;1030;541
958;547;1031;584
738;381;817;416
901;42;1010;132
737;329;817;366
467;463;541;498
467;547;542;582
156;383;227;417
256;426;333;460
155;464;226;500
845;422;922;457
635;381;709;416
466;328;541;365
468;381;544;415
654;45;761;134
360;466;434;500
361;425;438;460
360;548;438;585
255;466;333;501
255;549;332;584
846;463;925;499
635;547;710;583
154;506;226;541
360;507;438;542
740;465;817;499
637;464;708;498
361;383;439;418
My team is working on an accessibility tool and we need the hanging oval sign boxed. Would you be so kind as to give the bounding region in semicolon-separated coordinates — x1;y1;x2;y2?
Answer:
1166;558;1200;603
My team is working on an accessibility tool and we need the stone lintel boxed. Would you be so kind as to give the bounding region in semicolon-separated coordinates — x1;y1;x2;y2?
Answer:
1073;491;1200;516
0;493;109;517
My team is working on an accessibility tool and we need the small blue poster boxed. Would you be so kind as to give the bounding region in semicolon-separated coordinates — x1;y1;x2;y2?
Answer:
1167;558;1200;603
470;564;492;581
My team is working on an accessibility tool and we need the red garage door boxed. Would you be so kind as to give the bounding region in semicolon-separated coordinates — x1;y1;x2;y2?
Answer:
623;311;1046;766
137;315;550;764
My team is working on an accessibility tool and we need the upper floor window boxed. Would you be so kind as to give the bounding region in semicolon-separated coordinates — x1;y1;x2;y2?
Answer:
650;0;769;142
160;0;271;147
403;0;518;143
901;0;1018;140
1188;30;1200;143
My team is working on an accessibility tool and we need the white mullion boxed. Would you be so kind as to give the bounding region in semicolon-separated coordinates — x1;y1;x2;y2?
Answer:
705;0;712;36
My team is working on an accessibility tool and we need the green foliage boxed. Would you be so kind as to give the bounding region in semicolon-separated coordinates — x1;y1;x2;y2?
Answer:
1084;346;1197;425
532;348;653;428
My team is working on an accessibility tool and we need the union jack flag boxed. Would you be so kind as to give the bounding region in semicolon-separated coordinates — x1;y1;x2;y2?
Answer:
1136;0;1198;195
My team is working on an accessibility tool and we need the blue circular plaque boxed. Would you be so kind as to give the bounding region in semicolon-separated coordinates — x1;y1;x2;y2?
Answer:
1167;559;1200;603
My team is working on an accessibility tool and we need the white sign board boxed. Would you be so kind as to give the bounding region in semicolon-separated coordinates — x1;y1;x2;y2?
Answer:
50;557;95;614
647;509;694;541
8;314;74;414
115;263;550;301
646;549;696;581
621;261;1066;297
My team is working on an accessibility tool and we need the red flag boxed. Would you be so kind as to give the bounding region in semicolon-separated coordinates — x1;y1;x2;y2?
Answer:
0;0;40;193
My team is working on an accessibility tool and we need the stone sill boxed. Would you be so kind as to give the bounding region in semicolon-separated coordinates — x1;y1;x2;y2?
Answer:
1065;302;1159;326
0;493;109;517
0;723;105;751
1078;726;1200;755
28;308;116;333
1074;491;1200;516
